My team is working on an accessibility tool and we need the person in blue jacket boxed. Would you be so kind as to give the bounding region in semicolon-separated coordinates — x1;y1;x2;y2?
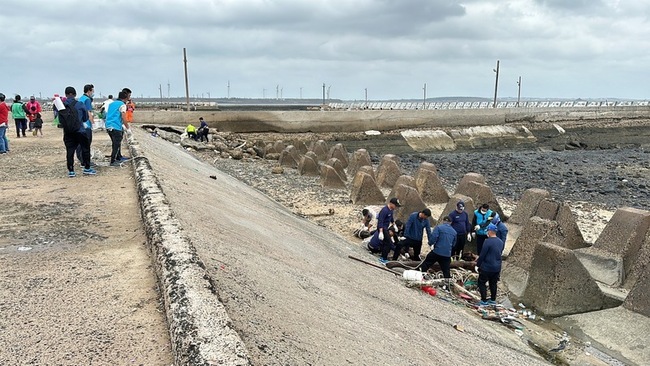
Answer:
476;224;505;306
377;197;400;263
491;213;508;244
472;203;494;255
392;208;432;261
417;216;457;280
448;200;472;260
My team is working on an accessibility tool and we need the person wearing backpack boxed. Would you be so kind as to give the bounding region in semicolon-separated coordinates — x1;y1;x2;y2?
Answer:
11;94;27;138
60;86;96;177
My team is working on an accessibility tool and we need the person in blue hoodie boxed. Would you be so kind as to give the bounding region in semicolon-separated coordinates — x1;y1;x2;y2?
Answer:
448;200;472;260
476;224;505;306
392;208;432;261
472;203;494;255
417;216;457;280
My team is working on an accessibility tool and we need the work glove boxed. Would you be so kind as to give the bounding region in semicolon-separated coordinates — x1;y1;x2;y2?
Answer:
488;217;493;221
475;266;480;273
474;225;480;232
466;233;472;242
378;232;384;241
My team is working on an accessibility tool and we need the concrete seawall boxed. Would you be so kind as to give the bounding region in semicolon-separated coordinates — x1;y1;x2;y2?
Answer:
131;107;650;133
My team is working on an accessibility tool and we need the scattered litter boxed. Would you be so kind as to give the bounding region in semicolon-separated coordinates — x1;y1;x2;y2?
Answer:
364;130;381;136
453;324;465;332
209;175;217;180
17;246;32;251
518;303;526;309
514;329;524;337
549;339;569;352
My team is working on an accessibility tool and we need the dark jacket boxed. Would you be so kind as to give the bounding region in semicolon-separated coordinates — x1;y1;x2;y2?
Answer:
376;205;394;231
429;223;457;257
448;209;471;235
496;222;508;243
403;211;431;241
477;236;505;272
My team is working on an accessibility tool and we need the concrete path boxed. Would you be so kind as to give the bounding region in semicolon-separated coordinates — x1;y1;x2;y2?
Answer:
135;129;549;365
0;128;172;365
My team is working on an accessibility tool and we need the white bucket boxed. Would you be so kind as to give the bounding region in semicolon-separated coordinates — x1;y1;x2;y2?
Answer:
402;270;424;282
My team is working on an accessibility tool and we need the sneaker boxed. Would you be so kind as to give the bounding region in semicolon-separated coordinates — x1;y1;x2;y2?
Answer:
68;171;76;178
378;258;388;264
478;300;490;307
110;161;121;167
119;156;131;161
82;168;97;175
487;300;498;306
89;162;98;168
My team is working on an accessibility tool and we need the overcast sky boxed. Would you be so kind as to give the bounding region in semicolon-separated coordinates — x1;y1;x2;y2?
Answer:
2;0;649;101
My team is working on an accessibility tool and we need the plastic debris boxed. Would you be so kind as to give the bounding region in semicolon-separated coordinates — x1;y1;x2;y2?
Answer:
17;246;32;251
453;324;465;332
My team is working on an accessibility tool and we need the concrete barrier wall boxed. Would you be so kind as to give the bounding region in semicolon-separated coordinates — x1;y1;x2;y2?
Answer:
121;107;650;133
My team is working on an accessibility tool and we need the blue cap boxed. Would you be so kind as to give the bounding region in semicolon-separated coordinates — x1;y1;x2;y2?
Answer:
487;223;498;232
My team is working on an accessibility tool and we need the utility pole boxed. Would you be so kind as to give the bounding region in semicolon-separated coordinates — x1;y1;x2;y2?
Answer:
322;83;326;105
364;88;368;108
183;48;190;111
227;80;230;99
280;87;283;100
167;80;170;99
326;85;331;100
492;60;500;108
516;76;522;107
300;87;303;99
423;83;427;109
159;83;163;104
276;85;279;99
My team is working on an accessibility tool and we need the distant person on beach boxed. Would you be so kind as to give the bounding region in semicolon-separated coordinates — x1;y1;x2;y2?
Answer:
185;124;197;140
197;117;209;142
105;91;131;166
354;207;376;239
125;99;135;124
11;94;27;138
32;113;43;137
0;93;9;153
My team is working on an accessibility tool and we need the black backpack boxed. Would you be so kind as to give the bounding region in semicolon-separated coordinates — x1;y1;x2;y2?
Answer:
58;99;82;133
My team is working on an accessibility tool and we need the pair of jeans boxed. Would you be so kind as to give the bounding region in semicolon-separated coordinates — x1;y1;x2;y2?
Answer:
63;131;91;171
15;118;27;137
0;125;8;152
107;129;124;163
477;270;500;301
418;252;451;278
392;237;422;261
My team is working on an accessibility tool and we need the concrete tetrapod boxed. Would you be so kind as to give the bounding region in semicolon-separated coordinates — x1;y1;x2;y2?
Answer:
376;154;402;188
347;149;372;178
415;162;449;204
391;185;428;223
350;171;385;205
509;188;551;225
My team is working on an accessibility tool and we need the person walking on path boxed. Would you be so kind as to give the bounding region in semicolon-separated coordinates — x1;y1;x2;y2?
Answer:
0;93;10;153
11;94;27;138
76;84;95;166
448;200;472;260
417;216;457;284
105;91;131;166
476;224;505;306
377;197;400;263
392;208;432;261
60;86;95;177
25;96;42;132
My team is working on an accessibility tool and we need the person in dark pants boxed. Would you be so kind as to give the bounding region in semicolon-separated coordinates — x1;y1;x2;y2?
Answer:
105;91;131;166
392;209;432;261
418;216;457;284
10;94;27;138
377;197;400;263
448;200;472;260
472;203;494;255
197;117;209;142
476;224;505;306
61;86;95;177
76;84;95;166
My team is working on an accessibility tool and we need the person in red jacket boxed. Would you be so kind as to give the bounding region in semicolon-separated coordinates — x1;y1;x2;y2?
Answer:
25;96;42;132
0;93;10;153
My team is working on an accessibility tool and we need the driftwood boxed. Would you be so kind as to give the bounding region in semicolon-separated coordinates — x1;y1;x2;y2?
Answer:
454;283;481;301
348;255;401;275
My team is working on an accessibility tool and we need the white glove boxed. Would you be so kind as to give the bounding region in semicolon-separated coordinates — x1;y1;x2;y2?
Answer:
378;232;384;241
474;225;480;231
466;233;472;242
475;266;479;273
